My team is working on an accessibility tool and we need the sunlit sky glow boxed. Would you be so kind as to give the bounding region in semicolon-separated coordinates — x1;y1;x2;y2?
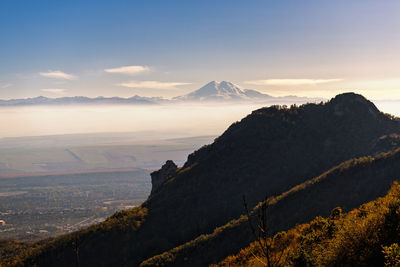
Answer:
1;0;400;100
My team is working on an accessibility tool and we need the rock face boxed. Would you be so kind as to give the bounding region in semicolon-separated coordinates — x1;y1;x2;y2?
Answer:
150;160;178;195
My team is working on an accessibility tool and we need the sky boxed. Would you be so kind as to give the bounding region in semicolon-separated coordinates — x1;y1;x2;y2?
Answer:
1;0;400;100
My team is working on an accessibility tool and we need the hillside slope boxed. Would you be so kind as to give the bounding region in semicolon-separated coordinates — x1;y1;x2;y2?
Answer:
142;148;400;266
12;93;400;266
215;181;400;266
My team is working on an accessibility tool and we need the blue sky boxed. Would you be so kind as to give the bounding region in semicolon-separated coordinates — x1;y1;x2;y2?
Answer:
1;0;400;99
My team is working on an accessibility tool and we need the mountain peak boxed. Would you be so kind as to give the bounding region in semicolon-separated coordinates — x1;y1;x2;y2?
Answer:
204;80;234;86
150;160;177;195
177;81;247;101
200;80;243;93
331;92;368;104
328;92;380;117
173;80;293;101
206;80;219;86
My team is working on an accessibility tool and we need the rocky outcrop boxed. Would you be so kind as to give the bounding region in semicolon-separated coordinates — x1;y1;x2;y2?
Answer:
328;92;380;117
150;160;178;195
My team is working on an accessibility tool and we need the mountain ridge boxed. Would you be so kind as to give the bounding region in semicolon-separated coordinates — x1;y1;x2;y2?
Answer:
0;81;321;106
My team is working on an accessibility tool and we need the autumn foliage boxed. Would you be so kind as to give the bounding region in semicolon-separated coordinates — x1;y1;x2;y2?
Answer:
216;182;400;266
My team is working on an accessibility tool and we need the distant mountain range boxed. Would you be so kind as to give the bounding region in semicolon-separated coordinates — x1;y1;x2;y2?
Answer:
0;81;321;106
0;95;159;106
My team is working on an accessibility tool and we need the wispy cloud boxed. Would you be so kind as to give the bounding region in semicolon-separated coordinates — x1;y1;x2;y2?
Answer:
105;65;150;75
117;80;190;89
39;70;76;80
245;79;343;86
1;83;12;89
348;78;400;89
40;88;67;94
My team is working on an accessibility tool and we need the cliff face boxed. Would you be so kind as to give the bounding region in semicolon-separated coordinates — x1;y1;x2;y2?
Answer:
150;160;178;195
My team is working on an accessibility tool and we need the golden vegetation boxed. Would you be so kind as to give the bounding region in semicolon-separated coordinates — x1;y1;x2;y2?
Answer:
216;182;400;266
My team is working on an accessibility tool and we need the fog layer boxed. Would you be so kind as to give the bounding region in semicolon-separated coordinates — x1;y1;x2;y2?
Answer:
0;101;398;139
0;104;265;138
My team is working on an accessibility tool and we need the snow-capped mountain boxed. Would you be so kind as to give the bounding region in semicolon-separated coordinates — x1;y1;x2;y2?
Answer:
174;81;272;101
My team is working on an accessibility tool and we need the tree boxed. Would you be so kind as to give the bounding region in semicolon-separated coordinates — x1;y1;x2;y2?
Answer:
243;195;287;267
71;233;81;267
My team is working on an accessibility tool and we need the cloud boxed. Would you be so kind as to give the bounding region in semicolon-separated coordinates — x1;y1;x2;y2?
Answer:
39;70;76;80
105;65;150;75
245;78;343;86
117;80;190;89
348;78;400;89
1;83;12;89
40;88;67;94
